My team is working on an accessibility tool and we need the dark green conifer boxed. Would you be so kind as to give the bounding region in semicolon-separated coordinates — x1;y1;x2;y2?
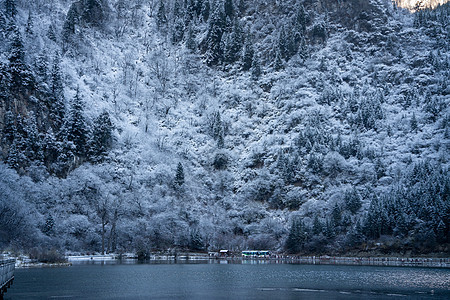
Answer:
4;0;17;19
251;55;261;81
25;10;33;36
156;0;167;28
8;26;34;93
88;111;114;162
49;54;66;132
285;217;307;254
175;162;185;186
202;4;225;66
65;88;88;156
241;34;254;71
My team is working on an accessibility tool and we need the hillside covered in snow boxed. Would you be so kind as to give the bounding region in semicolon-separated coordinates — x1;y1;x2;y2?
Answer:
0;0;448;257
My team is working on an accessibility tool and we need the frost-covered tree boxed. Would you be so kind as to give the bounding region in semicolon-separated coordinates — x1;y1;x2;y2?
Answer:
35;52;48;82
62;6;78;51
224;0;234;19
2;110;16;146
410;113;418;132
185;23;196;51
285;217;308;254
202;4;226;66
65;89;88;157
156;0;167;28
81;0;104;26
241;34;254;71
25;10;33;36
250;55;261;81
223;20;243;64
344;188;362;214
8;25;34;93
47;24;57;42
4;0;17;19
22;112;42;163
175;162;185;186
201;0;210;21
88;111;114;162
49;54;66;133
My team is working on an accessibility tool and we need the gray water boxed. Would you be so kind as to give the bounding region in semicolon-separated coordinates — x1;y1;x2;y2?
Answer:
5;261;450;299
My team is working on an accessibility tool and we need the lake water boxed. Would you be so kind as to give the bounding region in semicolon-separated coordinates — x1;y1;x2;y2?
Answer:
5;260;450;299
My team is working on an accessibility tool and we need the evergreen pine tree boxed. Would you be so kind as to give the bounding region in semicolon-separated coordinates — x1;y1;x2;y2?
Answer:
224;0;234;19
251;55;261;81
172;16;185;44
49;54;66;132
35;52;48;86
241;34;254;71
65;89;88;157
2;110;16;145
23;112;42;163
62;7;78;51
201;0;210;21
173;0;183;19
25;10;33;36
285;217;307;254
47;24;57;42
297;36;308;60
6;138;22;169
0;11;6;37
175;162;185;186
294;5;308;33
4;0;17;19
88;111;114;162
81;0;104;26
6;115;27;170
217;133;224;148
331;203;342;229
0;61;7;102
53;138;76;177
156;0;167;29
42;128;59;169
202;4;225;66
43;215;55;235
324;218;335;238
184;0;196;24
186;24;196;51
237;0;246;15
8;25;34;93
223;20;243;64
312;215;323;235
344;188;362;214
375;158;385;179
189;229;204;250
278;26;289;60
212;111;222;139
411;113;418;132
273;49;283;71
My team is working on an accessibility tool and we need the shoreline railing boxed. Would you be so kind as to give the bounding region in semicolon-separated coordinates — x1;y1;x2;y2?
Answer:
0;259;15;299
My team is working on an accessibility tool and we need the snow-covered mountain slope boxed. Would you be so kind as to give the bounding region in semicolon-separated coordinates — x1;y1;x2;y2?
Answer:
0;0;448;256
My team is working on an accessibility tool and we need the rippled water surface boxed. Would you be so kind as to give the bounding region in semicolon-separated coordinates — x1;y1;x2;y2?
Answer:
6;261;450;299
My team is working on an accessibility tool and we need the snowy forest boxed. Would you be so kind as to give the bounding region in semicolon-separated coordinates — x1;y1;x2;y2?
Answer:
0;0;448;258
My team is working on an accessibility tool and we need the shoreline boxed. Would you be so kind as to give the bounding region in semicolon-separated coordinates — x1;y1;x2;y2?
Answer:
64;254;450;269
10;254;450;269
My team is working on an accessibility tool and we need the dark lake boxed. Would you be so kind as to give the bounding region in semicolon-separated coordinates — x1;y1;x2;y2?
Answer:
6;260;450;299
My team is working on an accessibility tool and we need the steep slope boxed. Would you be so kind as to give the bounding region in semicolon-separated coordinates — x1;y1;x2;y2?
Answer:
0;0;448;256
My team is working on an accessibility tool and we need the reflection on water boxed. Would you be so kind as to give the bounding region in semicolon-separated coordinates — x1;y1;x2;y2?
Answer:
6;261;450;300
